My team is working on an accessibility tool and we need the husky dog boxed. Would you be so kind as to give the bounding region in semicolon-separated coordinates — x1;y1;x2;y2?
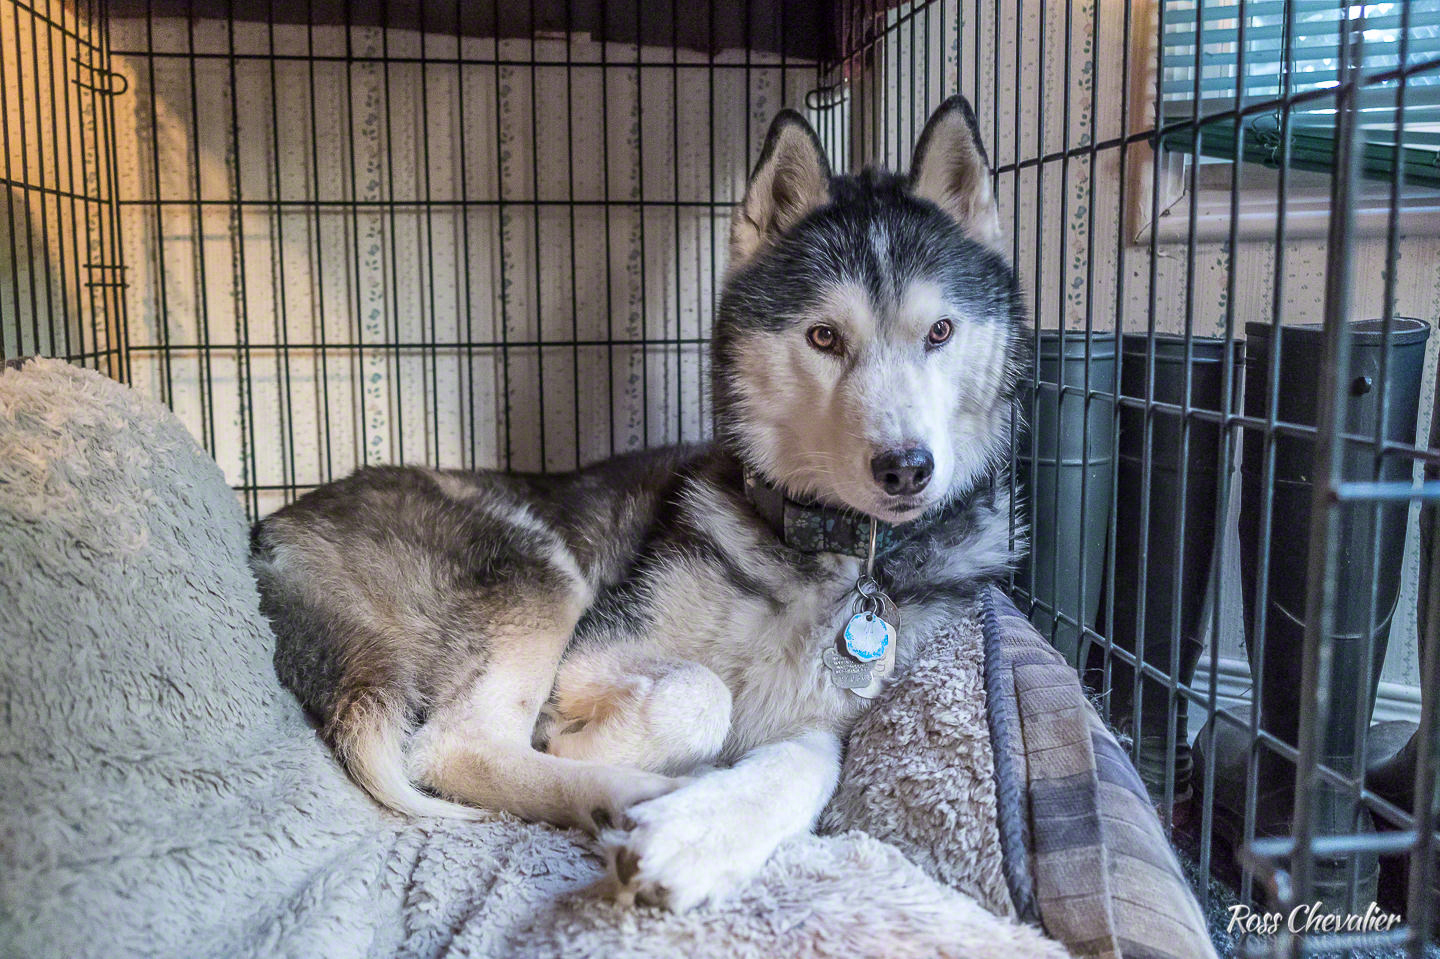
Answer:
250;95;1027;911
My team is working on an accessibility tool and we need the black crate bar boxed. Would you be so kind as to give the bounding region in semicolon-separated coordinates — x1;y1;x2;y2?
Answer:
1202;0;1247;909
2;0;129;378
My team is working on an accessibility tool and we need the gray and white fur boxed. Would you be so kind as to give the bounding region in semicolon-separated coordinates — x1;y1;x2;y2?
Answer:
250;95;1029;912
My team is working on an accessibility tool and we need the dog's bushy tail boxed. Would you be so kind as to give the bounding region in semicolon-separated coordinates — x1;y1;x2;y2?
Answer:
331;690;484;821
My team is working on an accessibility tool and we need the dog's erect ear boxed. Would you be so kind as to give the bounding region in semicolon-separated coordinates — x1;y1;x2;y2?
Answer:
909;95;1005;253
729;111;831;270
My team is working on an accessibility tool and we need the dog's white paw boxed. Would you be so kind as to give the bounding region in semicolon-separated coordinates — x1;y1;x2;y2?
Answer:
600;779;774;912
584;769;687;836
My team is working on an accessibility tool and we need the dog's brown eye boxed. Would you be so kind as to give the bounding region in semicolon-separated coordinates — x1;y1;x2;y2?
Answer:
927;319;954;347
807;324;841;353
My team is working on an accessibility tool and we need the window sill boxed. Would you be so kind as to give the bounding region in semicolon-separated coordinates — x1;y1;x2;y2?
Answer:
1145;187;1440;243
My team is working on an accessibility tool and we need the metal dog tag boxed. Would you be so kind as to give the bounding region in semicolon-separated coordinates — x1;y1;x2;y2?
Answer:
824;517;901;698
823;647;875;688
826;577;900;697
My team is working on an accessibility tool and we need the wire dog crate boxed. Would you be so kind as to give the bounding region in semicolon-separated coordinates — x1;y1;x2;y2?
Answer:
4;0;1440;955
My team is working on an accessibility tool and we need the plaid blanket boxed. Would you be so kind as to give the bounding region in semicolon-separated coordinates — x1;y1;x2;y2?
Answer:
983;587;1217;959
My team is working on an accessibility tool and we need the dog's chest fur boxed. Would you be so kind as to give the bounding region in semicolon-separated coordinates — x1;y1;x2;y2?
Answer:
565;535;869;763
531;446;995;762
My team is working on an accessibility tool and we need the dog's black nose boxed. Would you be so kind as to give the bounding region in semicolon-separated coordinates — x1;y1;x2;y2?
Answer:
870;448;934;496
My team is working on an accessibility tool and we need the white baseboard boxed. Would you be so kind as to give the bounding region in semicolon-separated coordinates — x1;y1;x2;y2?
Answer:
1185;656;1424;740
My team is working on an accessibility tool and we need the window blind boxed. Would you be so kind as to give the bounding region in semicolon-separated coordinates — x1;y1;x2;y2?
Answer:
1161;0;1440;187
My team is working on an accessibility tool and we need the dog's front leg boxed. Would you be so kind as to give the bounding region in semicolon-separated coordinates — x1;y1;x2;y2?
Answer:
602;728;841;911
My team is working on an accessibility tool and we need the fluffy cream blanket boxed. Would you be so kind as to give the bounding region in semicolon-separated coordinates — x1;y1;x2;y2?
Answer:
0;359;1066;959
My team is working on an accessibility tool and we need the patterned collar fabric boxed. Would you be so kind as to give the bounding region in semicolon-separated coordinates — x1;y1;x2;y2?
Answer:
742;466;962;559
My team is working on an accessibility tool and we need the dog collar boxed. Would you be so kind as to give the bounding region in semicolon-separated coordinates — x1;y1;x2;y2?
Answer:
742;466;923;559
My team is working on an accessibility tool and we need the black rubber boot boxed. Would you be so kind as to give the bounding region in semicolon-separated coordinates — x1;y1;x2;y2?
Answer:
1237;318;1429;911
1367;350;1440;917
1016;332;1117;667
1108;334;1241;807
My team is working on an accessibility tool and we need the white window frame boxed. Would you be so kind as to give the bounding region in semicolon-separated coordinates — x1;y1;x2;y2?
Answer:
1130;0;1440;243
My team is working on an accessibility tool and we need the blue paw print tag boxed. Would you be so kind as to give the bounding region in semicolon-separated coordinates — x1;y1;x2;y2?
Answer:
844;610;893;662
